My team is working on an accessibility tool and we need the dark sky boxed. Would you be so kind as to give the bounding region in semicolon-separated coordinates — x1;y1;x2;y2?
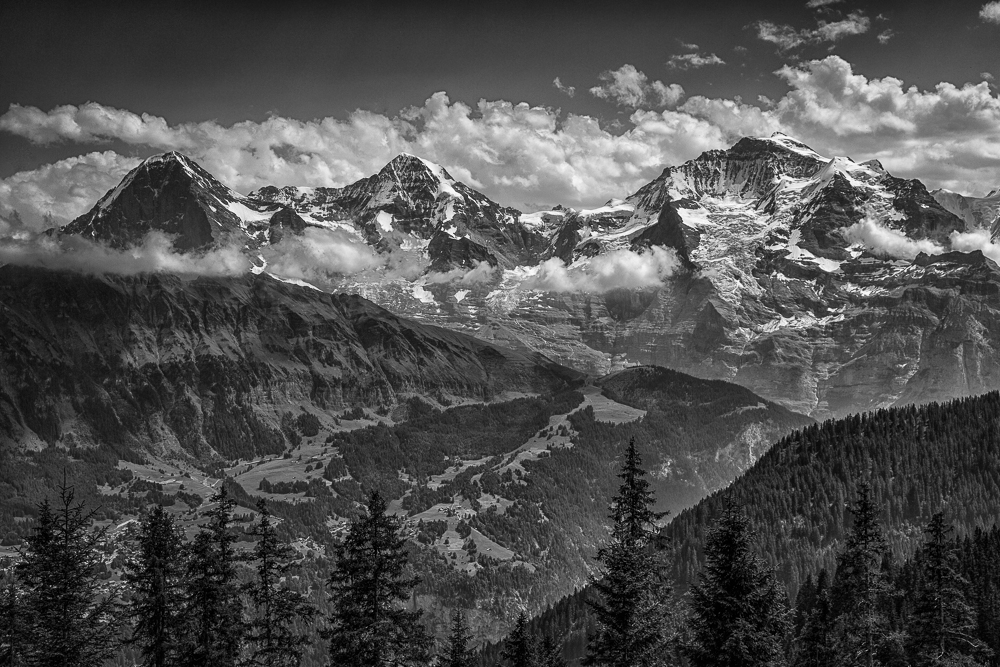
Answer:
2;0;997;178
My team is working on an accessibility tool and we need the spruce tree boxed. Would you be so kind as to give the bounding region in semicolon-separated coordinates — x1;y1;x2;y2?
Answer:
180;487;246;667
124;505;187;667
538;634;567;667
906;513;990;666
244;499;316;667
444;609;474;667
500;611;536;667
830;482;892;667
681;504;790;667
16;481;124;667
0;564;23;667
585;437;673;667
324;491;430;667
792;570;836;667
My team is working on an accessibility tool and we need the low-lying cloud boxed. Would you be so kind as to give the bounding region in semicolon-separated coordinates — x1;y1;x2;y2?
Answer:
262;227;381;282
521;246;678;293
0;231;250;277
842;219;944;259
425;260;496;285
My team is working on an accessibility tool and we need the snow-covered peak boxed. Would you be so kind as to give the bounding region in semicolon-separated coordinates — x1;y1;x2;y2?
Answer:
763;133;826;160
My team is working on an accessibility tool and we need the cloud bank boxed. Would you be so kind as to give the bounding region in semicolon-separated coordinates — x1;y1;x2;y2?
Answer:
521;246;678;293
2;56;999;233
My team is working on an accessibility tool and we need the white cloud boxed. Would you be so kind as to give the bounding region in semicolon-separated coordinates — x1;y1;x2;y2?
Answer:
0;152;140;231
679;41;700;50
425;260;496;285
262;227;381;281
806;0;843;7
950;229;1000;263
842;218;944;259
981;1;1000;24
521;246;678;293
983;72;996;82
589;65;685;108
666;53;726;70
876;29;895;44
0;231;249;277
754;12;870;51
553;77;576;97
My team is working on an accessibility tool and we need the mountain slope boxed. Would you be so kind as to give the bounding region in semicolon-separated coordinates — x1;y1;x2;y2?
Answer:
0;264;581;457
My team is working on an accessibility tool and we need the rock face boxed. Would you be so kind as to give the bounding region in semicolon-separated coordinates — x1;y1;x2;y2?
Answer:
62;152;306;251
252;154;545;270
54;139;1000;420
0;265;582;458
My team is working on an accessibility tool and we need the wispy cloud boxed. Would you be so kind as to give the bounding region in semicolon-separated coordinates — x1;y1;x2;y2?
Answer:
981;1;1000;24
553;77;576;98
589;64;685;108
753;11;871;51
877;29;895;44
806;0;843;7
666;53;726;70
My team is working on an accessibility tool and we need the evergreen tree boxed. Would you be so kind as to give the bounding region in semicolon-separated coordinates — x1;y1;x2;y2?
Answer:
500;611;536;667
585;437;673;667
792;570;837;667
906;513;990;667
538;634;567;667
124;505;187;667
244;499;316;667
830;482;892;667
443;609;474;667
180;487;246;667
324;491;430;667
0;565;23;667
681;504;790;667
15;481;123;667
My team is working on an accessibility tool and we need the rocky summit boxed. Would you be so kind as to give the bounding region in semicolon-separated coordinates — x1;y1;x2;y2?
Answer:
52;135;1000;420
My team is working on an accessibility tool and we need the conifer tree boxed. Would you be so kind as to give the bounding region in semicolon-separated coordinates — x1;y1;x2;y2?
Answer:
906;513;990;667
124;504;187;667
244;499;316;667
792;570;836;667
830;482;892;667
681;504;790;667
585;437;673;667
324;491;430;667
0;565;23;667
500;611;537;667
180;487;246;667
538;634;567;667
444;609;474;667
16;481;124;667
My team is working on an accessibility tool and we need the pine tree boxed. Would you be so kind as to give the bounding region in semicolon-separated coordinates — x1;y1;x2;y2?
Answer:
538;634;567;667
16;481;124;667
124;505;187;667
585;437;673;667
444;609;474;667
0;564;23;667
681;504;790;667
244;499;316;667
180;487;246;667
792;570;836;667
324;491;430;667
906;513;990;667
500;611;536;667
830;482;892;667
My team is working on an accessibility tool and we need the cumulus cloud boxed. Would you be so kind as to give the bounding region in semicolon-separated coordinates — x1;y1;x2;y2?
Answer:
950;229;1000;263
521;246;678;293
0;94;734;224
553;77;576;97
842;219;944;259
589;65;685;109
666;53;726;70
0;231;249;277
981;1;1000;24
262;228;381;282
0;152;140;231
754;12;870;51
425;260;496;285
